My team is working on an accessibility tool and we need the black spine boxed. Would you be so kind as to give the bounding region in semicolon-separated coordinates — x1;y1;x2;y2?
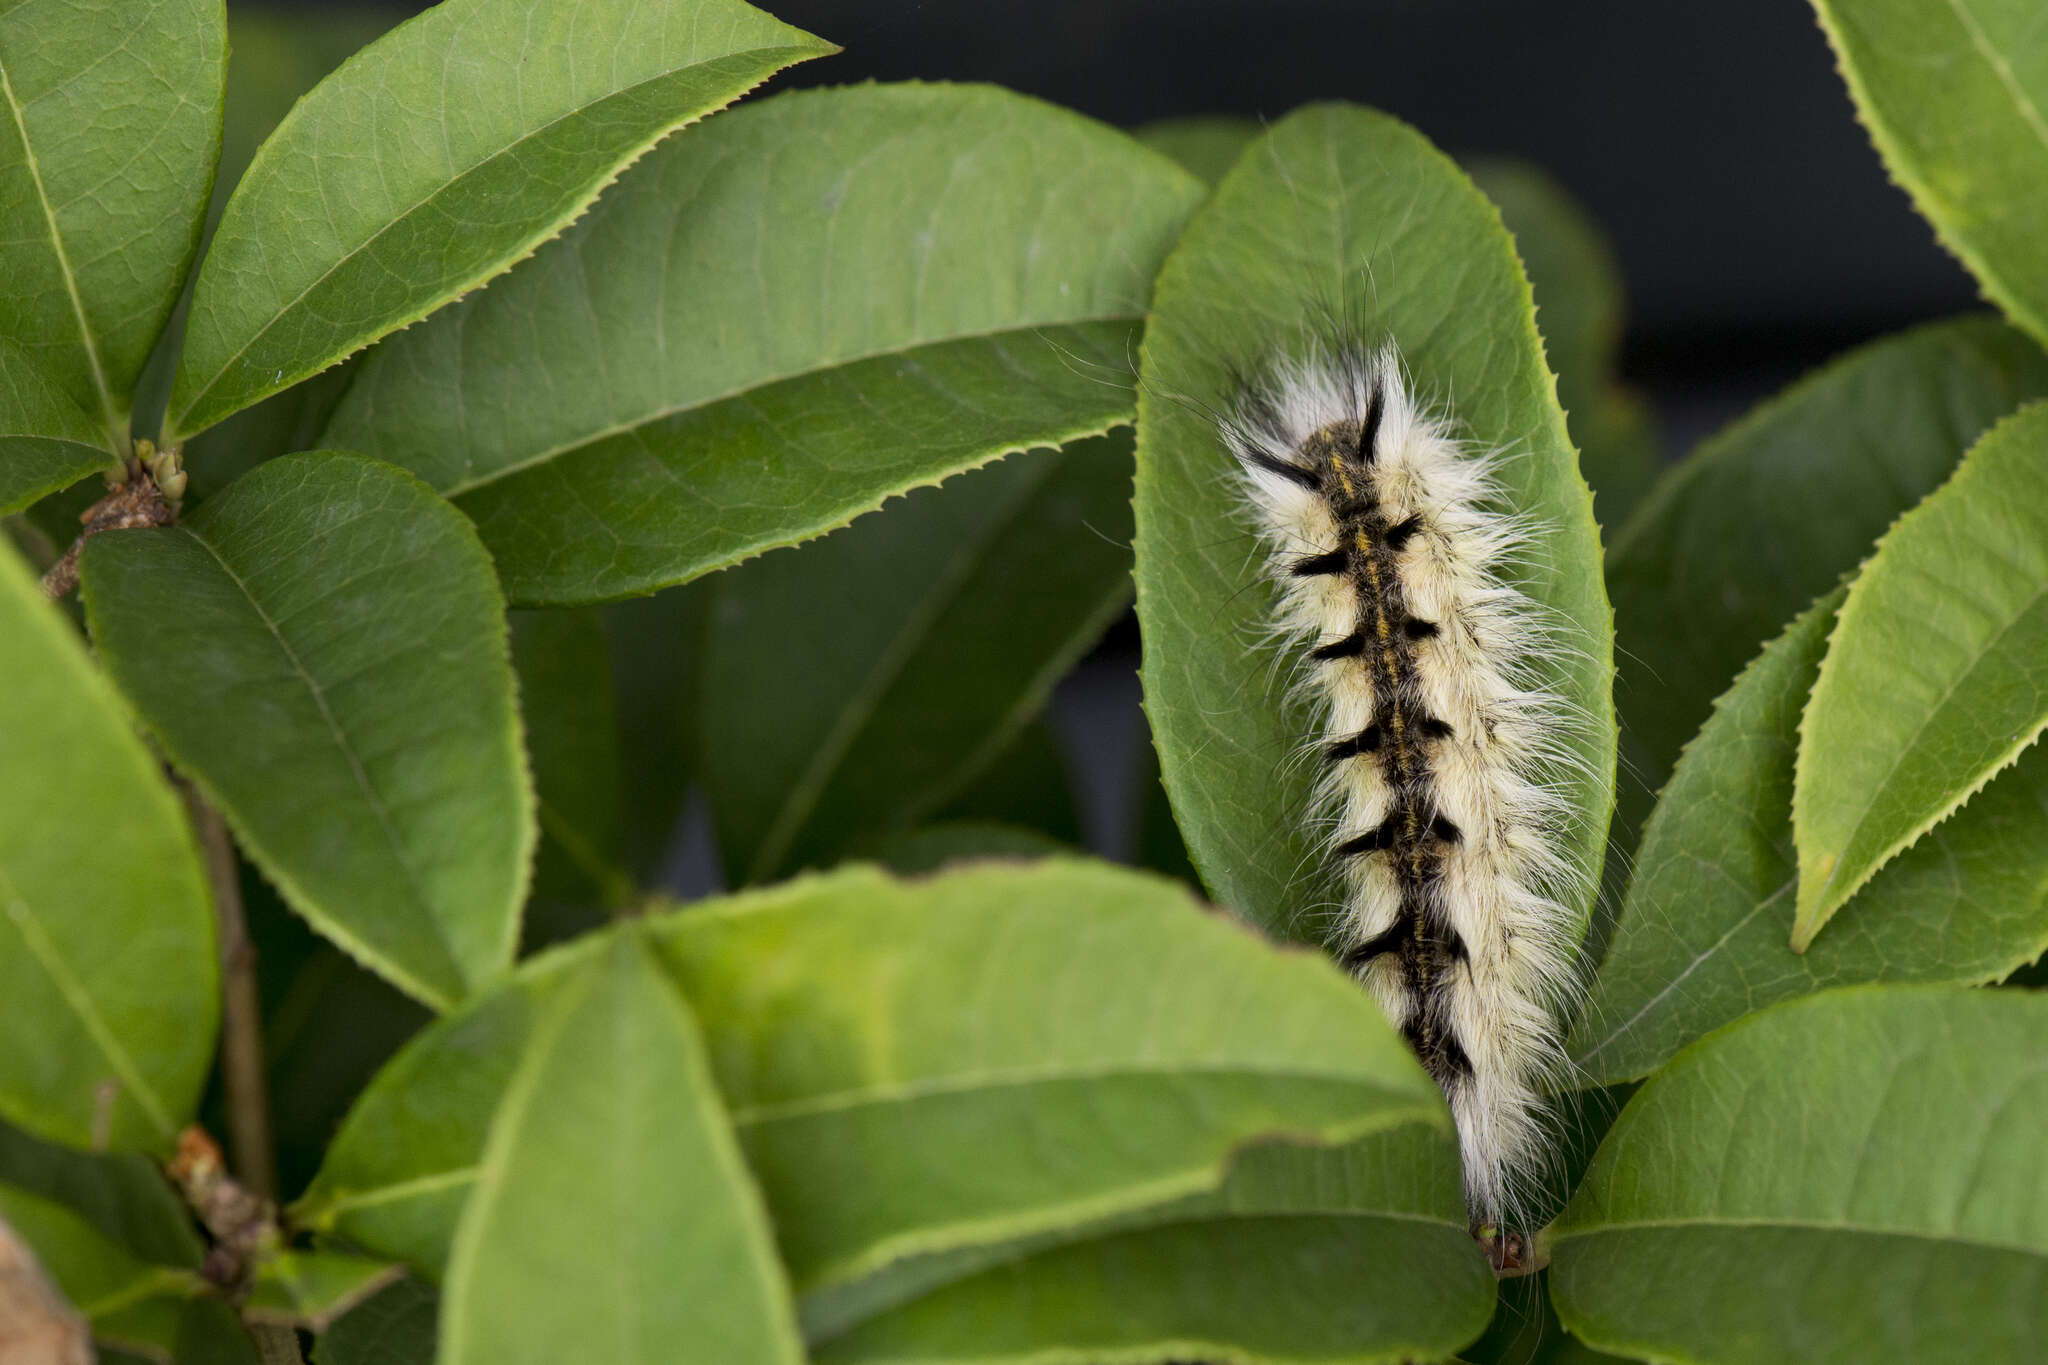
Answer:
1311;405;1470;1104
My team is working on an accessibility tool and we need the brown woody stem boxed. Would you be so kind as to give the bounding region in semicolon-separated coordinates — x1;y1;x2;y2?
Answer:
184;790;277;1201
251;1323;305;1364
38;450;179;599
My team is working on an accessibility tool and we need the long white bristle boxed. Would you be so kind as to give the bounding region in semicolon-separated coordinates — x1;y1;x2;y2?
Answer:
1222;340;1587;1242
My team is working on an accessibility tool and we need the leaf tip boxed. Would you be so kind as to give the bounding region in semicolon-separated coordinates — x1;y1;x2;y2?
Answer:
1788;854;1839;953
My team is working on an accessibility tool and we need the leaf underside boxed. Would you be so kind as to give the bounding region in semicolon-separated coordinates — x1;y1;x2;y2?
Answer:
299;861;1447;1341
701;433;1137;884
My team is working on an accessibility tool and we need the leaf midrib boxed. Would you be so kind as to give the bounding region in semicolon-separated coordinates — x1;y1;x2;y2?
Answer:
309;1059;1428;1216
0;860;172;1137
76;1266;197;1323
1944;0;2048;161
184;528;464;1002
440;317;1140;498
1574;874;1796;1068
0;50;116;442
747;449;1062;880
536;795;633;909
726;1058;1425;1125
436;959;588;1365
1811;568;2048;912
174;42;816;435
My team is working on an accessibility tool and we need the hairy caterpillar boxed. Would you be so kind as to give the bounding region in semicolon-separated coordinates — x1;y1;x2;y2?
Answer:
1223;340;1585;1265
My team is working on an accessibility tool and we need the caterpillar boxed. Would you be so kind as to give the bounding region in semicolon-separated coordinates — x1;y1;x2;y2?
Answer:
1222;339;1585;1267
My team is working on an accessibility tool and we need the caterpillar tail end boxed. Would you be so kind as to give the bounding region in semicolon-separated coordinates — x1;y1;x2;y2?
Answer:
1474;1222;1545;1278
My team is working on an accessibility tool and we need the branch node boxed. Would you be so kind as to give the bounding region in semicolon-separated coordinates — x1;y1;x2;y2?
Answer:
37;444;183;599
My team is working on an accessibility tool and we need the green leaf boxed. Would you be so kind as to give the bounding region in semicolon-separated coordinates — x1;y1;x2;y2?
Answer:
93;1302;261;1365
0;0;225;439
247;1252;401;1332
165;0;833;439
673;860;1445;1295
867;822;1072;876
813;1128;1492;1364
0;541;216;1151
0;439;103;521
138;5;400;475
702;434;1135;883
1133;735;1201;888
77;452;532;1011
0;1121;238;1364
1461;1273;1635;1365
1138;119;1660;527
292;957;563;1280
1814;0;2048;347
1791;402;2048;947
1135;104;1614;944
509;608;631;912
297;861;1445;1304
793;1126;1468;1346
1136;115;1258;187
1553;985;2048;1364
216;6;401;199
929;719;1084;847
315;1278;437;1365
1606;316;2048;869
1465;159;1659;527
0;335;117;514
1572;590;2048;1083
262;941;430;1201
151;1301;260;1365
0;1185;200;1349
179;361;359;504
604;582;711;881
318;82;1205;605
128;4;399;455
0;1119;202;1268
439;927;802;1365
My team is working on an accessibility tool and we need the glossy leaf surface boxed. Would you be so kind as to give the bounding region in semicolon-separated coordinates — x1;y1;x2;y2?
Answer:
439;930;802;1365
79;453;532;1011
167;0;833;437
300;862;1442;1311
0;543;215;1151
1555;986;2048;1364
1573;591;2048;1083
1815;0;2048;347
1605;317;2048;858
702;434;1134;882
320;83;1204;603
815;1130;1491;1365
0;338;113;514
0;0;224;437
1135;105;1614;945
1792;401;2048;947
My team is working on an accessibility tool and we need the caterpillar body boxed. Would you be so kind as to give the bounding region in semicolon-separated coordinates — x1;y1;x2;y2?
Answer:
1223;341;1584;1261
